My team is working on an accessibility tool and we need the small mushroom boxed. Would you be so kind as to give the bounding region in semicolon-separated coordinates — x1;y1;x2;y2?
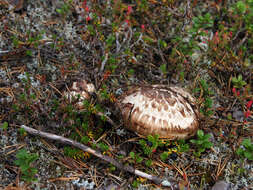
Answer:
63;80;95;109
118;85;199;139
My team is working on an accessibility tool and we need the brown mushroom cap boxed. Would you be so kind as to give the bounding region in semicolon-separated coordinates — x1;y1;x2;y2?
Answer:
63;80;95;108
118;85;199;139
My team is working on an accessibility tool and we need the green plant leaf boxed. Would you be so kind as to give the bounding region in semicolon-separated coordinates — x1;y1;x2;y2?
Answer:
160;64;167;74
244;152;253;160
194;151;201;157
81;136;90;144
236;148;244;156
238;74;243;81
130;151;135;159
14;149;38;182
1;122;8;130
139;139;146;147
136;155;143;163
232;77;238;83
203;141;213;149
147;135;154;142
158;39;167;48
145;159;152;167
199;147;205;153
242;139;252;148
203;134;211;140
197;130;204;137
236;1;247;14
160;152;168;161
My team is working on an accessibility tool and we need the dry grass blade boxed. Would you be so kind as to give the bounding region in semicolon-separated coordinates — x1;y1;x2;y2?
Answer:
214;156;229;181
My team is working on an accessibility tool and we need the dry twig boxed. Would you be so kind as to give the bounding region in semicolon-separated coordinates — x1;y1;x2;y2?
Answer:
20;125;178;188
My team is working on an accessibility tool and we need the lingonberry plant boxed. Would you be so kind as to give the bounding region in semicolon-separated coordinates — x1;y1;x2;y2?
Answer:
190;130;213;157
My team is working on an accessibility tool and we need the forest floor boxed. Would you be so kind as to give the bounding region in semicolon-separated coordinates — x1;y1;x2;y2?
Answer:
0;0;252;189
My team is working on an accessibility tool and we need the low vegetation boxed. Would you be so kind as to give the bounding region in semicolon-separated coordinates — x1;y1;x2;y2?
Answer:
0;0;252;189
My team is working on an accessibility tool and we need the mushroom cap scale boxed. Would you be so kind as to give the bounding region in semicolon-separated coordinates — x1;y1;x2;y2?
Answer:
119;85;199;139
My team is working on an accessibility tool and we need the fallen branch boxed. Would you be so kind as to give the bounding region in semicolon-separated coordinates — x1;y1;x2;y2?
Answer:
20;125;177;188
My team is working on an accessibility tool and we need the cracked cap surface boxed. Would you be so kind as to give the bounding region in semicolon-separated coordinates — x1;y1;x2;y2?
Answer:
119;85;199;139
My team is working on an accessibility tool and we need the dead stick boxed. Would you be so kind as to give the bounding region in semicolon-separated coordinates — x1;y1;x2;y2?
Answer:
20;125;176;187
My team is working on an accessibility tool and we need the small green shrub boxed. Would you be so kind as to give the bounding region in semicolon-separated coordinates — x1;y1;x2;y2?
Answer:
190;130;213;157
232;74;247;89
160;141;185;161
160;151;169;161
129;152;143;164
132;180;140;188
56;1;72;16
14;149;38;182
236;138;253;161
98;142;109;152
195;79;214;117
139;134;161;156
145;159;152;167
177;139;190;153
64;146;89;159
1;121;8;130
191;13;214;34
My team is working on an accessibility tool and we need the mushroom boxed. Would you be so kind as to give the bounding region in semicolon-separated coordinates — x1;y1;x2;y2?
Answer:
63;81;199;139
118;85;199;139
63;80;95;109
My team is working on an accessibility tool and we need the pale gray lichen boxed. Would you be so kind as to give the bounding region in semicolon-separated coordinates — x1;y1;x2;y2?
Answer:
116;128;126;136
17;72;40;88
72;178;95;189
115;88;123;95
